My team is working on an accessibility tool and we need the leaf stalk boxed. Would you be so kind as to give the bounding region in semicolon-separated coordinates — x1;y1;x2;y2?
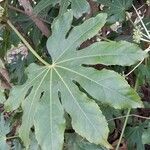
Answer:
7;20;51;67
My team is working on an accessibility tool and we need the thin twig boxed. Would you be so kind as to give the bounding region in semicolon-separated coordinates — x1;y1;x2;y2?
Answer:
98;35;112;42
115;109;131;150
115;76;140;150
125;45;150;77
108;114;150;122
142;32;150;39
126;12;136;28
6;136;18;140
141;38;150;43
8;5;26;14
137;4;145;11
125;59;144;77
132;4;150;38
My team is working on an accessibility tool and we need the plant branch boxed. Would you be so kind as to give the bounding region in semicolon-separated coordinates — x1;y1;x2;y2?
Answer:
115;75;140;150
108;114;150;122
6;136;18;140
141;38;150;43
17;0;50;37
126;12;136;28
115;109;131;150
8;5;26;14
132;4;150;38
125;59;144;77
7;20;50;67
125;45;150;77
98;35;112;42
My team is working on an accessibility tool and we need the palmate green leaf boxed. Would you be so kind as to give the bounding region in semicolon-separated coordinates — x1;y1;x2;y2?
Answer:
34;71;65;150
5;11;148;150
57;40;147;66
58;81;109;146
56;66;143;109
34;0;90;18
6;65;65;150
96;0;133;21
47;11;107;61
125;124;145;150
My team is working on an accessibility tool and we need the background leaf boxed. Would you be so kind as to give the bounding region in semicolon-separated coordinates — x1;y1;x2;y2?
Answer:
65;133;108;150
142;123;150;145
70;0;90;18
96;0;133;22
125;123;145;150
34;0;90;18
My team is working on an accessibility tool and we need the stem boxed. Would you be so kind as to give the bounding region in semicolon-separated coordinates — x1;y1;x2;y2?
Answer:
116;76;139;150
7;20;50;67
98;36;112;42
115;109;131;150
126;12;136;28
108;114;150;122
6;136;18;140
142;32;150;40
145;46;150;53
132;4;150;38
125;59;144;77
140;38;150;43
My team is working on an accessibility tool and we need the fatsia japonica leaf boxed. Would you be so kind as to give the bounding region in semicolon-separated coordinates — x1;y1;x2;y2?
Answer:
47;11;107;61
56;40;147;66
96;0;133;21
34;0;90;18
6;64;66;150
5;11;148;150
125;124;145;150
56;66;143;109
142;123;150;145
58;82;109;146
